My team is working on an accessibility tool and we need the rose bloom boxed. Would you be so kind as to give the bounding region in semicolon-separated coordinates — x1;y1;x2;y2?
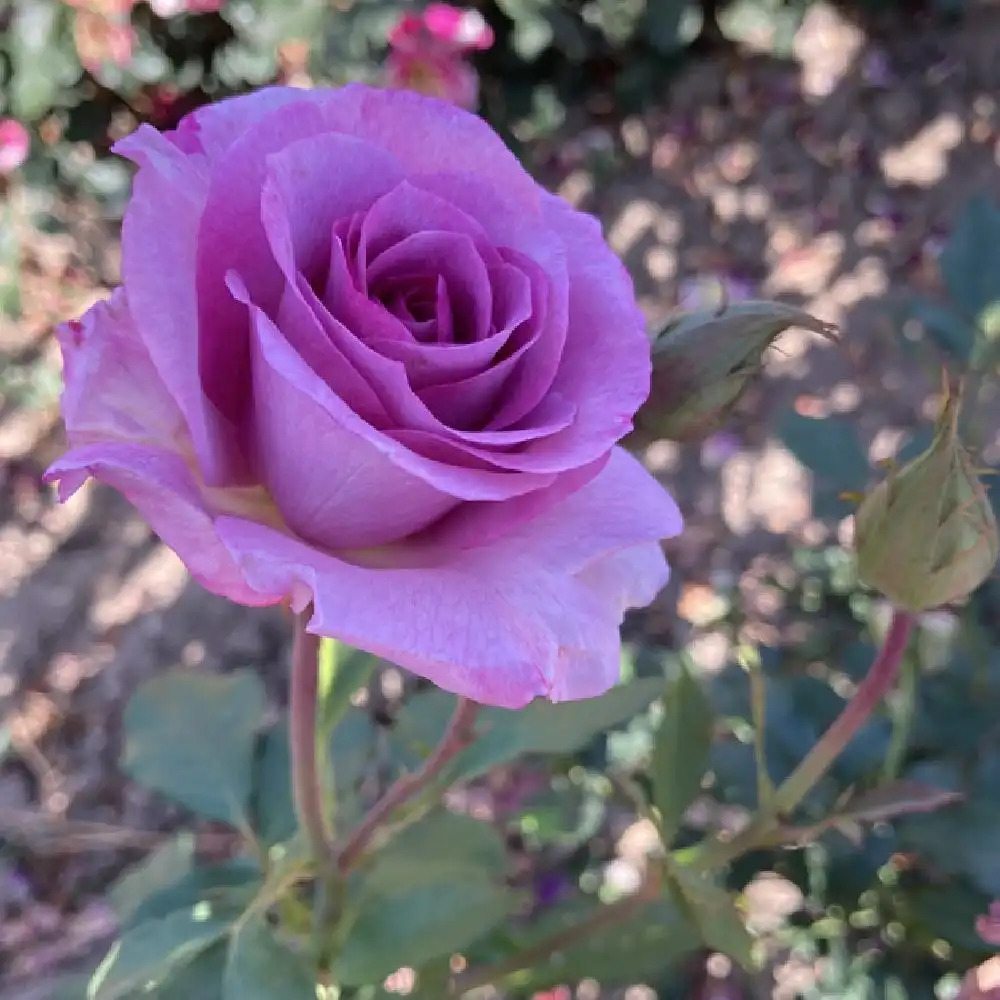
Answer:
0;119;30;175
47;85;681;708
385;4;493;109
73;8;135;73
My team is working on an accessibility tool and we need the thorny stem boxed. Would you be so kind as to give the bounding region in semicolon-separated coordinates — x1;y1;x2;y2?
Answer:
335;696;480;873
694;608;915;869
453;610;915;993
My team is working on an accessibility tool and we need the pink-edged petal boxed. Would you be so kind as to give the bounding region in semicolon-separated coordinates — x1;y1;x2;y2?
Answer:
536;193;652;447
499;447;683;572
418;452;607;554
242;286;459;549
166;86;315;164
114;124;244;484
212;449;679;707
45;443;270;607
214;517;553;707
57;288;185;451
315;84;539;212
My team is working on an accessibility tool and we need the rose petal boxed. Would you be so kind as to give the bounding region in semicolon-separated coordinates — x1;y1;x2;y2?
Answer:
195;87;540;423
57;288;185;452
232;278;554;516
213;448;678;706
243;283;459;549
45;443;269;607
114;124;244;484
367;231;492;345
259;131;404;290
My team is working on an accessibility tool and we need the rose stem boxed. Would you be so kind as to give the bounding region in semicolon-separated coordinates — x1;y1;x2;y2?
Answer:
452;608;915;994
694;607;915;868
336;696;479;873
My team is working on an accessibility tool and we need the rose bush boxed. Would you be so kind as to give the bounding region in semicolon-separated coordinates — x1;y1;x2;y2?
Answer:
46;84;681;707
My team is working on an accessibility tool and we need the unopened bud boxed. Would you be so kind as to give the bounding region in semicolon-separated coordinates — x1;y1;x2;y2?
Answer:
633;301;837;443
854;391;998;612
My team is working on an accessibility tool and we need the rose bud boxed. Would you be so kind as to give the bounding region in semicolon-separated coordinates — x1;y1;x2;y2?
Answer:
855;388;999;612
632;300;837;444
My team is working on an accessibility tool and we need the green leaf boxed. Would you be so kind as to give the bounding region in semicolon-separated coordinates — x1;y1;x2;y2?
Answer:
776;410;869;519
108;834;196;926
939;196;1000;324
652;665;714;846
333;877;516;986
393;678;664;784
123;669;266;826
359;810;508;894
88;908;232;1000
159;942;227;1000
318;640;376;739
8;0;77;120
327;709;380;830
331;810;515;985
223;917;315;1000
666;863;755;971
131;861;262;926
909;299;980;363
251;721;297;848
509;899;701;992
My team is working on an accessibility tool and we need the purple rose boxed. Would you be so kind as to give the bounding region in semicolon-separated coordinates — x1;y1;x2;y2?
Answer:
47;85;681;707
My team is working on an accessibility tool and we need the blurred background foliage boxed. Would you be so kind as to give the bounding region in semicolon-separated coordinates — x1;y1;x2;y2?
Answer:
3;0;1000;998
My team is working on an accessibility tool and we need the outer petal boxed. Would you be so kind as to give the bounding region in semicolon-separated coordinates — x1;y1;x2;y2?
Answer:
45;443;270;608
525;194;652;458
214;448;681;707
57;287;185;452
114;124;244;485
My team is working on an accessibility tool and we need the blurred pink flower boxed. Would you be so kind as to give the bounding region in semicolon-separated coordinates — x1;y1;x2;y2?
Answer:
73;8;135;72
148;0;224;16
0;119;30;175
978;903;1000;948
385;4;493;110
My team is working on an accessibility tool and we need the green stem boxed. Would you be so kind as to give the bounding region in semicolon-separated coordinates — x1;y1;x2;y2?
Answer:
695;608;915;869
289;615;344;969
448;612;915;994
451;886;654;996
289;616;334;868
335;697;479;873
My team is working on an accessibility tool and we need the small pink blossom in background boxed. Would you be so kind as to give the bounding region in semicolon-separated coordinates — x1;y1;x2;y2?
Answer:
148;0;224;16
47;84;682;709
0;119;30;175
978;903;1000;947
385;4;493;109
72;7;135;73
